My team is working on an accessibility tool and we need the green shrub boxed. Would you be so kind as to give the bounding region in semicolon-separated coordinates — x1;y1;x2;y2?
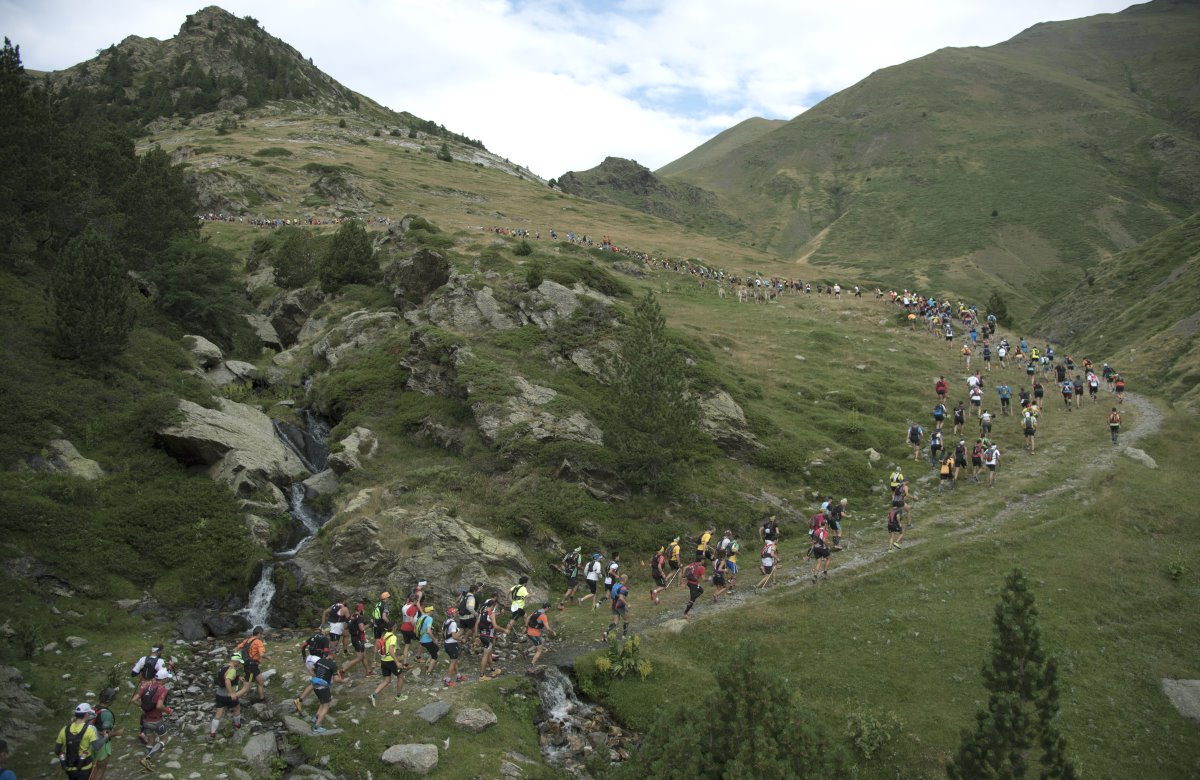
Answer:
50;229;133;361
595;634;652;680
253;147;293;157
514;240;533;257
524;265;544;289
318;220;379;291
846;710;903;761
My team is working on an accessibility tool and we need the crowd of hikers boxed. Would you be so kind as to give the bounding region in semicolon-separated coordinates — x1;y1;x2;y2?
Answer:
37;282;1134;773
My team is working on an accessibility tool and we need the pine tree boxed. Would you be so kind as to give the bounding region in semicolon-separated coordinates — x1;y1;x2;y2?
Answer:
117;146;199;270
614;643;844;778
272;227;320;289
50;228;133;361
605;291;705;491
317;219;378;291
948;569;1078;779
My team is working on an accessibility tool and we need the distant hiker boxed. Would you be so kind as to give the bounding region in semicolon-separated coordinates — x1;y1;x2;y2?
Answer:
526;603;556;671
457;584;480;645
997;383;1012;416
953;439;968;482
416;606;440;676
578;554;603;607
477;598;509;679
371;591;392;646
341;604;372;678
129;645;167;706
938;453;956;492
369;620;405;707
137;668;171;770
759;516;780;545
725;534;742;585
907;422;924;462
322;598;350;655
1114;374;1126;403
1023;409;1038;453
667;537;684;586
887;507;905;552
711;553;731;604
696;527;714;561
603;574;630;642
0;738;13;780
1061;379;1074;411
984;442;1001;488
980;409;993;437
1073;375;1085;409
811;523;832;582
929;429;943;467
755;540;779;590
234;626;269;701
682;560;706;618
55;703;98;780
599;554;620;607
1108;408;1122;444
828;499;849;551
88;687;122;780
649;547;668;604
933;401;946;431
293;630;329;712
210;653;248;740
935;376;948;402
558;547;583;609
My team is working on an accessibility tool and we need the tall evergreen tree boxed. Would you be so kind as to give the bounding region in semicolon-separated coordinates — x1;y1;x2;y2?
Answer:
318;219;378;291
148;237;246;347
50;228;133;361
0;37;54;266
117;146;199;269
272;227;320;289
614;643;844;778
948;569;1078;779
605;291;705;491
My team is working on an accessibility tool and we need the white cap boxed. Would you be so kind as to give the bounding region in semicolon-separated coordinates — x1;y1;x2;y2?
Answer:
155;668;174;681
74;702;94;716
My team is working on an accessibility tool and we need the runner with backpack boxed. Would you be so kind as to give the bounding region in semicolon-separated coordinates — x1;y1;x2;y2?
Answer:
442;608;468;687
558;547;583;609
649;546;668;605
811;523;832;582
322;599;350;657
54;703;98;780
209;653;248;741
293;630;330;714
907;422;924;462
416;606;440;676
368;620;405;707
710;552;731;604
87;687;122;780
603;574;631;642
397;595;421;667
234;626;268;701
341;604;373;679
887;507;905;552
137;668;171;769
309;647;345;734
526;603;557;671
477;598;509;679
578;554;603;607
1108;408;1122;444
457;584;480;647
682;559;706;619
128;644;167;706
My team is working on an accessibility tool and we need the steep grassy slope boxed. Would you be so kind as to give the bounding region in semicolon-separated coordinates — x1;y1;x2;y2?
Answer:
655;116;787;178
657;0;1200;312
1038;211;1200;409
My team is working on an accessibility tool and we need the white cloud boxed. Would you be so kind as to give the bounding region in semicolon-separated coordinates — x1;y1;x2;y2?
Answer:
3;0;1136;176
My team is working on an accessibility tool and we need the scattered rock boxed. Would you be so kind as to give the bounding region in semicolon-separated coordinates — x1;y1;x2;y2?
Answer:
866;448;882;463
1122;446;1158;469
697;390;762;451
1162;679;1200;724
380;743;439;774
454;707;498;733
283;715;342;737
175;613;208;642
326;427;378;475
244;314;284;351
518;279;579;329
265;288;326;348
241;732;278;776
415;700;451;725
203;613;248;639
312;309;403;368
499;760;523;777
473;376;604;446
411;273;517;332
302;469;339;500
64;636;88;649
44;440;104;480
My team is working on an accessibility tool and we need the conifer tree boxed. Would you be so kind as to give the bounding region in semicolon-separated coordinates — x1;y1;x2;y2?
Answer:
50;228;133;360
606;291;704;491
615;643;844;778
117;146;199;269
318;219;378;291
948;569;1078;779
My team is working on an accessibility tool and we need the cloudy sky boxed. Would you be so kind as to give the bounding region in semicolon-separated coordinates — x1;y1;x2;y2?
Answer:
4;0;1135;178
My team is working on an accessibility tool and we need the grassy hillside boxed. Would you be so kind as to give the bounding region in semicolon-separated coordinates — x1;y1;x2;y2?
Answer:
654;116;787;178
1038;211;1200;409
656;0;1200;313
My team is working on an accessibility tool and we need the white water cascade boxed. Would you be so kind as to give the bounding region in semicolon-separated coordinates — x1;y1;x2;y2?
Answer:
242;563;276;628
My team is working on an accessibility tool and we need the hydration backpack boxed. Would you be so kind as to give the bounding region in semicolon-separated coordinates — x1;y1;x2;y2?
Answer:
62;723;86;769
140;683;161;712
526;611;542;629
138;656;159;681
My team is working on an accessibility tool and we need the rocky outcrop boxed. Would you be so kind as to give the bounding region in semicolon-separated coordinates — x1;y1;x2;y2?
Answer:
312;309;402;368
293;495;532;605
326;427;378;475
301;469;339;499
264;288;326;348
518;280;579;329
401;329;469;399
183;335;224;368
157;398;308;494
382;248;451;307
474;377;603;446
244;313;283;351
0;665;50;750
697;389;761;451
44;439;104;480
409;273;517;332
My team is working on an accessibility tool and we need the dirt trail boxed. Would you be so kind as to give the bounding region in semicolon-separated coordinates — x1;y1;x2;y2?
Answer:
547;389;1163;667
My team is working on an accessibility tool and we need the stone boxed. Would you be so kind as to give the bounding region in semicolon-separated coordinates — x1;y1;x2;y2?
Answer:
658;619;689;634
519;279;579;329
175;613;208;641
283;715;342;736
64;636;88;649
382;248;450;306
183;335;224;368
1122;446;1158;469
157;398;308;494
241;732;277;776
302;469;339;500
1161;679;1200;723
326;427;379;475
204;613;248;639
312;310;402;368
410;273;517;332
453;707;497;733
243;314;283;351
499;760;523;777
45;440;104;480
866;447;882;463
265;288;326;348
697;389;762;451
223;360;259;384
381;743;439;774
414;700;451;724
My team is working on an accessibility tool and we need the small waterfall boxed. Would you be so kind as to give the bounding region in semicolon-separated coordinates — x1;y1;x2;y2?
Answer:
275;483;324;558
242;563;276;628
537;666;589;722
272;410;330;474
531;666;633;772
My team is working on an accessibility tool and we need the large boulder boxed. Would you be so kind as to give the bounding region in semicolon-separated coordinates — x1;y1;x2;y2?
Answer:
265;288;326;348
518;280;579;329
241;732;278;777
312;310;402;368
183;335;224;369
382;248;451;307
157;398;308;494
454;707;497;733
473;377;603;447
243;314;284;351
381;744;439;774
697;389;762;451
409;273;517;332
293;495;532;605
326;427;378;475
0;665;50;751
401;329;470;399
175;612;208;641
302;469;339;500
45;440;103;480
415;700;451;725
204;612;249;638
